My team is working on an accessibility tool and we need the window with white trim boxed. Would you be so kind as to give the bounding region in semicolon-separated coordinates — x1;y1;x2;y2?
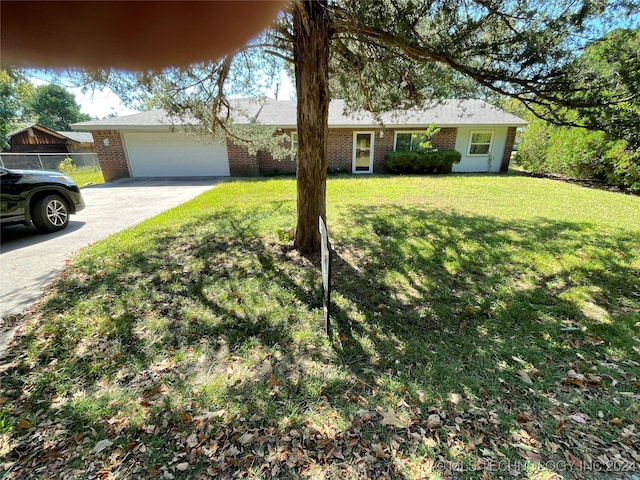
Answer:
291;132;298;150
394;132;428;152
468;131;493;155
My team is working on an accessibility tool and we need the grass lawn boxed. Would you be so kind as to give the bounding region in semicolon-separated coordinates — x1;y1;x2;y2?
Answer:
68;167;105;188
1;174;639;479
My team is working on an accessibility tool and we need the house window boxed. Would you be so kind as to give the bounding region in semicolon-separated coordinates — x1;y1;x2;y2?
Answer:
394;132;428;152
468;131;493;155
291;132;298;150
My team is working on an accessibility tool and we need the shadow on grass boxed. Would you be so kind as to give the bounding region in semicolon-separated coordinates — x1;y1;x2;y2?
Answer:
329;206;638;392
2;200;639;478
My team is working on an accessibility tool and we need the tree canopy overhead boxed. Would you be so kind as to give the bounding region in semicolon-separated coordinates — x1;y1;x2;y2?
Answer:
48;0;640;252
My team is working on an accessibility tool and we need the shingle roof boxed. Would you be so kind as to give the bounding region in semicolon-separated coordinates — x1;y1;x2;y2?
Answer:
71;110;181;129
9;124;94;143
8;123;68;139
71;98;526;130
7;122;37;137
57;131;94;143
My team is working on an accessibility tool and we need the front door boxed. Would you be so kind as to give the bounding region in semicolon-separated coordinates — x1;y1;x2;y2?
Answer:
353;132;374;173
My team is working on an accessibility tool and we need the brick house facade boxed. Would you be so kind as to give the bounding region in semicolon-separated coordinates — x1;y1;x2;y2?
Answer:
226;127;459;177
72;99;526;180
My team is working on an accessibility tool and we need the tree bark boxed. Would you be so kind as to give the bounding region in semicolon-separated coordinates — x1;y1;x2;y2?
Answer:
293;0;330;254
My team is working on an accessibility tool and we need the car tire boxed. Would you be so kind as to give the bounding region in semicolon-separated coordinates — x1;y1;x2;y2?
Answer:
32;194;69;232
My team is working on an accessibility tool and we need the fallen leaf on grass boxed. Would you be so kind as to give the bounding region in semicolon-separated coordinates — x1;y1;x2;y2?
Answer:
17;419;31;429
511;356;527;365
565;377;584;388
91;439;113;454
426;414;442;429
371;443;386;458
150;359;175;374
267;374;279;388
238;432;254;446
545;439;561;453
516;412;534;423
569;414;588;424
565;451;582;469
517;370;533;385
517;449;542;462
481;448;496;458
379;408;406;428
226;445;241;456
186;433;199;448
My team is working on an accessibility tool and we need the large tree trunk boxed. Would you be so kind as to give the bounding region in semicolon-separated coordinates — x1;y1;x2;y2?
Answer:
293;0;330;254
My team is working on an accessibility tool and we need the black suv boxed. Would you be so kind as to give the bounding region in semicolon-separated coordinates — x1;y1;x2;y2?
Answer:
0;166;85;233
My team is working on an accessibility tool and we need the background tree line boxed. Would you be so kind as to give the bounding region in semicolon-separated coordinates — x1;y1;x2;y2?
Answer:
513;111;640;192
509;27;640;193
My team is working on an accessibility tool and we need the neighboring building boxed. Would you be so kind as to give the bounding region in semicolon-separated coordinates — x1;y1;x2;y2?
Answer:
3;123;95;154
70;98;526;182
1;124;96;170
5;124;71;154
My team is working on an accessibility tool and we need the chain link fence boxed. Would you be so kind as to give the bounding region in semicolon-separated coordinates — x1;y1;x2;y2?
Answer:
0;152;100;171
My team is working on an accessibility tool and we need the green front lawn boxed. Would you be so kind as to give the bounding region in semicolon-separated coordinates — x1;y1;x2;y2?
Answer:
68;166;105;188
2;174;639;479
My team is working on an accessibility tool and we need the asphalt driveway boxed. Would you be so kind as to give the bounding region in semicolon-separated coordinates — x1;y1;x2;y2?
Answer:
0;177;222;356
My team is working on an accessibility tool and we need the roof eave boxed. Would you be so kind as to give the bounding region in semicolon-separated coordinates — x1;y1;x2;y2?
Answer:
71;124;198;131
327;122;528;129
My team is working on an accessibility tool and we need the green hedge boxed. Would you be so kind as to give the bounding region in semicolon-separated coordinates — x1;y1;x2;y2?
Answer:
385;149;461;174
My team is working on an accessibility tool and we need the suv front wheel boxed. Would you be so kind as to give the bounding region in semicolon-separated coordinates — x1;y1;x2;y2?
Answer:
32;194;69;232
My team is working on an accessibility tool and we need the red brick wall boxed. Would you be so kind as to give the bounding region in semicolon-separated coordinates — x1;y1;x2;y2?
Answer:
371;130;391;173
501;127;517;173
327;129;353;172
226;127;460;176
226;139;259;176
257;132;296;174
431;128;457;150
91;130;130;182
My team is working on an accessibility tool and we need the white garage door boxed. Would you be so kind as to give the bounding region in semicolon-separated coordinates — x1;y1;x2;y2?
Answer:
123;132;230;177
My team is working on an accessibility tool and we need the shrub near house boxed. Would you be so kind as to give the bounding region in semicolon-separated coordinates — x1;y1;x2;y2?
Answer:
386;127;462;174
386;149;462;174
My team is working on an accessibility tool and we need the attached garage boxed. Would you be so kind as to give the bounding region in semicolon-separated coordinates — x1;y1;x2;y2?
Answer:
123;131;229;177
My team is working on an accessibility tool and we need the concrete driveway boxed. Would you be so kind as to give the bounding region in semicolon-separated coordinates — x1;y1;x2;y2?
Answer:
0;177;221;355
